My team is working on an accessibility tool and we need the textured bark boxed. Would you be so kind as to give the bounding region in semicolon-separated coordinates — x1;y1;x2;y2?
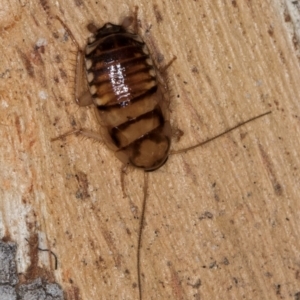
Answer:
1;0;300;299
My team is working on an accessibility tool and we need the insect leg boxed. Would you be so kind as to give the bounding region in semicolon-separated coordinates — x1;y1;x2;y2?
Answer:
75;52;93;106
158;56;177;75
51;128;103;143
56;16;93;106
170;111;272;155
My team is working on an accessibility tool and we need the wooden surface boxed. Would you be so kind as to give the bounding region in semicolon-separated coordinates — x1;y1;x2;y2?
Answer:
1;0;300;299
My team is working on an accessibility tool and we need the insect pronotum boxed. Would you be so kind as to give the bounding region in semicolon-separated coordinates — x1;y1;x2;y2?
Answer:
53;7;271;300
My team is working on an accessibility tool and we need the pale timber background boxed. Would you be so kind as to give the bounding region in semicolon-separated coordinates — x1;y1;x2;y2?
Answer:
1;0;300;299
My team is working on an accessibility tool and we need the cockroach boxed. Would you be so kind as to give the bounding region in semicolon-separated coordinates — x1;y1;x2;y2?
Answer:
52;7;271;300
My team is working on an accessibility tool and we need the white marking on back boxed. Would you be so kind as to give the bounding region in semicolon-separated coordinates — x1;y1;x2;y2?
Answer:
87;72;94;83
146;58;153;66
85;59;92;69
90;85;97;95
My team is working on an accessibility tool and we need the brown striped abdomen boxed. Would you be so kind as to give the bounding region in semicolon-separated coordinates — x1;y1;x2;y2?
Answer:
85;23;171;171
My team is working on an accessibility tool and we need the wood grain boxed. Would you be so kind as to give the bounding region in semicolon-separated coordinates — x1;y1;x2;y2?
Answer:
1;0;300;299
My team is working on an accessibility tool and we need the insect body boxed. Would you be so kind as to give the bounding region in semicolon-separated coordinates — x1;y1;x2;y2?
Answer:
54;10;271;300
78;18;171;171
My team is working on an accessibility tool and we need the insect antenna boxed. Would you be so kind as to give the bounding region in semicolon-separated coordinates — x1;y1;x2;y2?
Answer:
25;238;58;270
56;16;81;49
170;111;272;155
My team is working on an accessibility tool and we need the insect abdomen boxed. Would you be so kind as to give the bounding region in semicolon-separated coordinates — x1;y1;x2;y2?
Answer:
85;23;171;171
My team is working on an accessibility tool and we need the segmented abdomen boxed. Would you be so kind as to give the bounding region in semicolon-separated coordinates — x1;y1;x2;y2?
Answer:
85;23;171;170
